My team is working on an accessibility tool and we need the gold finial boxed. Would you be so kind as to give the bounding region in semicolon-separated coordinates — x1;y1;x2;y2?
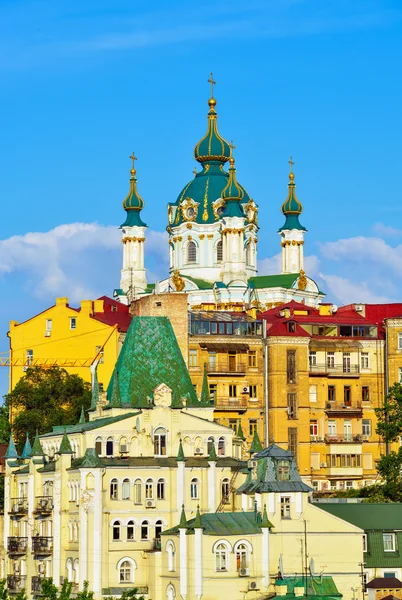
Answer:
229;140;236;166
288;156;295;181
208;72;216;98
193;167;197;176
129;152;138;177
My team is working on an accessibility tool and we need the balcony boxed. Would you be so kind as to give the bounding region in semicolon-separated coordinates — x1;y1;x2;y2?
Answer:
325;434;363;443
309;364;360;377
205;362;246;375
7;575;27;594
31;577;48;595
213;397;248;412
9;498;28;516
7;537;28;556
325;402;362;416
34;496;53;514
32;536;53;555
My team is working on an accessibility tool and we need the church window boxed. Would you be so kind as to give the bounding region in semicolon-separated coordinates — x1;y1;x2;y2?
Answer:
221;478;230;504
215;543;228;571
134;479;142;504
127;521;135;541
187;241;197;263
94;437;102;455
112;521;121;541
216;240;223;262
190;478;200;500
207;436;215;455
157;479;166;500
145;479;154;500
122;479;130;500
154;428;167;456
106;438;114;456
287;393;297;419
110;479;118;500
166;541;176;572
119;559;134;583
141;521;149;540
155;520;163;540
218;437;225;456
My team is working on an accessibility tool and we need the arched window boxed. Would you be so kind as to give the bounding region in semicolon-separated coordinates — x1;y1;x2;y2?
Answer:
190;478;200;500
122;478;130;500
119;437;128;454
166;541;176;572
166;583;176;600
154;428;167;456
112;521;121;541
235;543;249;572
207;436;215;455
127;520;135;541
157;478;166;500
73;559;79;584
110;479;118;500
66;558;73;582
221;478;230;504
95;437;102;456
119;560;134;583
134;479;142;504
43;481;53;497
145;479;154;500
73;522;78;542
246;241;252;266
106;437;114;456
218;437;226;456
155;520;163;541
141;521;149;541
216;240;223;263
187;241;197;264
215;543;228;571
68;523;73;542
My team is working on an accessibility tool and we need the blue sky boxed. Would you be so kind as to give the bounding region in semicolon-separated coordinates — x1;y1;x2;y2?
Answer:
0;0;402;394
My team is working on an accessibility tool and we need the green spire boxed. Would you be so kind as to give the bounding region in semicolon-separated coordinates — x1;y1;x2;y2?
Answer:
5;433;19;459
261;504;270;528
208;441;217;461
222;156;245;219
31;430;44;456
194;505;203;529
250;429;263;454
236;421;246;440
79;406;86;424
21;433;32;459
200;363;210;406
57;429;74;455
90;368;100;411
110;370;122;408
278;159;306;232
179;504;187;529
81;447;103;467
121;153;147;228
177;439;186;462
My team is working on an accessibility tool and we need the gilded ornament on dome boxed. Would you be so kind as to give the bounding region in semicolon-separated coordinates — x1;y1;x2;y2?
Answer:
180;197;199;222
171;270;185;292
244;199;258;223
167;205;174;225
298;269;307;291
212;198;226;220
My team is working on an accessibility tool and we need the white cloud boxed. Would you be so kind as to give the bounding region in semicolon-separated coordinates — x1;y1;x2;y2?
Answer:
373;222;402;238
318;273;392;304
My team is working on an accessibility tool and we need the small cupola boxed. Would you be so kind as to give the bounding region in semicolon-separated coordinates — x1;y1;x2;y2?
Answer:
278;157;306;232
121;152;147;228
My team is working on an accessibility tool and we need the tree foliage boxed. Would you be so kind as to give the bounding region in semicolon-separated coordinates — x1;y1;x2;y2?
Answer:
5;366;91;450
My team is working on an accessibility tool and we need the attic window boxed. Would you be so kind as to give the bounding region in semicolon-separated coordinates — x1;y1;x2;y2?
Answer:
277;460;290;481
287;321;296;333
111;305;118;312
155;302;162;307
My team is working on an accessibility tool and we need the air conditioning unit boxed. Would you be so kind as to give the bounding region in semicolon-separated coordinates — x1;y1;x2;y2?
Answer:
239;568;250;577
194;447;204;455
320;462;327;468
248;581;258;591
241;386;249;394
248;460;258;469
120;444;129;454
44;331;51;337
146;499;156;508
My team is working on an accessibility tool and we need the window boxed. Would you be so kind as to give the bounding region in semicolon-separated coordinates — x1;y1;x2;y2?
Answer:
155;520;163;541
288;428;298;462
327;352;335;369
95;345;104;364
399;368;402;384
145;479;153;500
221;478;230;504
26;349;33;366
328;385;336;402
218;437;225;456
46;319;52;332
287;350;296;383
287;321;296;333
187;241;197;263
287;393;297;419
362;534;367;552
309;352;317;367
362;386;370;402
154;428;167;456
248;351;257;368
398;332;402;350
167;541;176;572
209;383;217;402
134;479;142;504
344;386;351;406
326;454;362;468
310;420;318;438
229;384;237;399
309;385;317;403
95;437;102;456
383;533;396;552
216;240;223;263
228;351;236;372
344;420;352;441
362;420;371;438
346;480;353;490
106;438;114;456
361;352;369;369
208;350;217;368
384;572;397;579
122;479;130;500
343;352;351;373
280;496;291;519
330;480;337;490
190;478;200;500
207;437;215;455
236;544;249;571
215;543;228;571
277;460;290;481
189;349;198;367
249;385;258;399
229;419;239;432
110;479;118;500
127;521;135;541
70;317;77;330
328;420;336;436
249;420;257;436
246;241;252;266
157;479;165;500
141;521;149;541
119;560;133;583
112;521;121;541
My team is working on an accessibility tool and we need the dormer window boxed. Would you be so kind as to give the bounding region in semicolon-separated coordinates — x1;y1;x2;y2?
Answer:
154;428;167;456
287;321;296;333
277;460;290;481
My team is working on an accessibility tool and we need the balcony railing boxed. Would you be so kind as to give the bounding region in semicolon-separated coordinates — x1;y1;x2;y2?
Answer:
32;536;53;555
34;496;53;514
309;364;360;376
9;498;28;515
7;537;28;555
31;576;48;595
7;575;27;593
325;402;362;414
325;434;363;443
205;362;246;375
212;397;248;411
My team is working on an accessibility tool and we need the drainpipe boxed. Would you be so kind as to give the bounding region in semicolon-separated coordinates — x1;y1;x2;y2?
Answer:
263;319;269;446
384;320;390;456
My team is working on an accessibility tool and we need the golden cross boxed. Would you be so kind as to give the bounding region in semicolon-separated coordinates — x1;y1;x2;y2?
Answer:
289;156;294;173
229;140;236;158
208;72;216;98
129;152;137;169
193;167;197;176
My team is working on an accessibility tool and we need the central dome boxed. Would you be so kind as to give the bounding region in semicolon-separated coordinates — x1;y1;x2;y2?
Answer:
194;98;231;164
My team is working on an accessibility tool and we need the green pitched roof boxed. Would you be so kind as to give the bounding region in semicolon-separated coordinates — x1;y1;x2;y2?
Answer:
177;440;186;462
275;576;341;600
5;433;19;459
208;441;217;461
182;275;214;290
200;364;210;406
236;422;246;441
32;430;44;456
164;511;262;536
80;448;103;468
79;406;86;424
261;504;272;528
179;505;187;528
50;412;140;435
250;429;263;453
58;430;74;455
109;370;122;408
90;368;100;411
193;505;203;529
106;316;200;408
21;434;32;459
248;273;299;290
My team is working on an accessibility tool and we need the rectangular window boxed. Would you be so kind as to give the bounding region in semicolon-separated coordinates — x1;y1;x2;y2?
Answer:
328;420;336;436
384;572;397;579
344;386;351;406
209;383;217;403
327;352;335;369
229;419;239;432
330;480;337;490
288;427;298;462
361;352;369;369
229;384;237;399
280;496;291;519
344;420;352;441
398;332;402;350
248;351;257;368
249;384;258;399
362;534;367;552
95;345;104;364
309;352;317;367
249;419;258;436
362;419;371;438
328;385;336;402
46;319;52;332
383;533;396;552
287;393;297;419
346;480;353;490
189;349;198;367
208;351;217;368
287;350;296;384
309;385;317;403
70;317;77;330
310;420;318;438
26;349;33;365
343;352;351;373
399;368;402;384
228;351;236;372
277;460;290;481
362;386;370;402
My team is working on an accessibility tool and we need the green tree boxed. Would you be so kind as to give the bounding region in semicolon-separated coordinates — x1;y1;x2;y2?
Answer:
375;382;402;500
0;579;8;600
5;366;91;450
0;405;11;444
105;589;147;600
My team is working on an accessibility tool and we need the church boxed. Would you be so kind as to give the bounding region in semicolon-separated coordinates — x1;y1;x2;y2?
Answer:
114;78;323;310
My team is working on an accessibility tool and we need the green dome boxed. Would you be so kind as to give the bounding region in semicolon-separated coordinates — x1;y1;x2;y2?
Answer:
194;98;231;164
278;171;306;232
120;160;147;228
222;159;245;218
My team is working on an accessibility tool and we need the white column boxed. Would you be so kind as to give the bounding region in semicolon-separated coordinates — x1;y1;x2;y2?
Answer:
4;476;10;552
179;527;187;600
92;471;102;595
207;461;216;512
177;462;185;511
194;528;203;600
53;474;61;584
262;528;270;589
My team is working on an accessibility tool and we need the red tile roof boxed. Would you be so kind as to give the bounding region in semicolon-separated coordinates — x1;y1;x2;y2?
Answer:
91;296;132;332
366;579;402;590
